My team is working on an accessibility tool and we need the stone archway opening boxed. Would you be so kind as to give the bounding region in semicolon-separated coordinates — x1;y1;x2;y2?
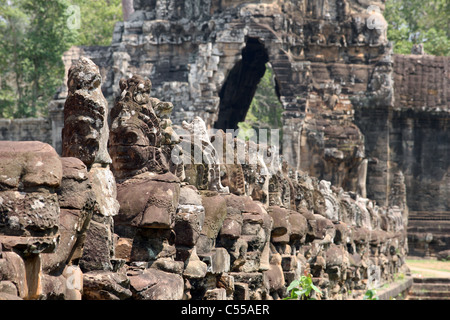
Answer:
214;37;270;131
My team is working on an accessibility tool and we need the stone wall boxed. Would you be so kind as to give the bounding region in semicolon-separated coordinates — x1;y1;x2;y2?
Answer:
391;54;450;256
0;118;52;146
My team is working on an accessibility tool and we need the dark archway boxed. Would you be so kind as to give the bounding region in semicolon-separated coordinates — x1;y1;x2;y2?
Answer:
214;37;269;130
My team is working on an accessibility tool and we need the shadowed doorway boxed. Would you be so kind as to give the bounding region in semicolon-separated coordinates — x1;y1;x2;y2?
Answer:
214;37;270;130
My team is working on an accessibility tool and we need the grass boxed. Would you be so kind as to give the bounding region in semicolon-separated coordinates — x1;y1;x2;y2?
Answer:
406;259;450;277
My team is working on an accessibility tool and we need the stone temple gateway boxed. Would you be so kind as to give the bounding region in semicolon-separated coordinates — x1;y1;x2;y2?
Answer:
45;0;449;256
0;0;448;300
55;0;392;199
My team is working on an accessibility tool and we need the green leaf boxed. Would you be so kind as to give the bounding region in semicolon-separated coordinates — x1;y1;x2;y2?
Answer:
286;279;301;292
310;283;322;294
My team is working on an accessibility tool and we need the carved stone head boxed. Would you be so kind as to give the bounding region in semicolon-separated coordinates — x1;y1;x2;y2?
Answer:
62;57;111;168
109;75;168;179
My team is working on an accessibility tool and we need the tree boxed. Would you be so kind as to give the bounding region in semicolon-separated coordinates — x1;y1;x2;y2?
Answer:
0;0;77;118
0;0;27;117
0;0;123;118
384;0;450;56
72;0;122;46
237;64;283;143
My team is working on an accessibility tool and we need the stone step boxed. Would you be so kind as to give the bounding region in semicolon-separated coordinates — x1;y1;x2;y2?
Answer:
406;295;450;300
411;283;450;292
413;277;450;284
406;277;450;300
408;290;450;298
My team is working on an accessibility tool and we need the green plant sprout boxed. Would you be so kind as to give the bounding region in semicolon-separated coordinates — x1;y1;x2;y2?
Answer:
363;289;379;300
284;271;322;300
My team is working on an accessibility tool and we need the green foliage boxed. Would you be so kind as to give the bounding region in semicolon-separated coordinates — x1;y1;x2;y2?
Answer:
0;0;78;118
237;64;283;143
0;0;123;118
363;289;379;300
384;0;450;56
72;0;122;46
284;272;322;300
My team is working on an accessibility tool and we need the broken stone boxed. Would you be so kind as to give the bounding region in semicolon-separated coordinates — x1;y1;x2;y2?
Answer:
184;248;208;279
203;287;226;300
174;204;205;247
0;141;62;190
129;268;183;300
79;220;113;272
83;269;132;300
199;248;230;275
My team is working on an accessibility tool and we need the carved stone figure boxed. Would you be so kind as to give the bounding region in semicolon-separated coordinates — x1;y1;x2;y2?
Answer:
181;116;229;193
110;75;169;179
62;57;111;168
0;141;86;300
109;74;181;261
61;57;119;273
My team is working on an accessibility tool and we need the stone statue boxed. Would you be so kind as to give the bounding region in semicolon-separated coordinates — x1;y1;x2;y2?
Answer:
181;116;229;193
110;74;180;258
109;74;185;298
109;75;169;179
62;57;112;168
62;57;119;272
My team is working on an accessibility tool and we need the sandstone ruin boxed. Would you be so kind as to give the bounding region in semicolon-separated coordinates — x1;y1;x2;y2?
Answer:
0;54;409;300
0;0;448;300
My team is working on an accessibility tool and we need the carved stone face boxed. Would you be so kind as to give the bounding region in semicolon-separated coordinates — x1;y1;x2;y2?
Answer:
109;75;167;179
62;57;111;168
118;75;152;105
0;141;63;254
62;114;102;167
109;123;152;176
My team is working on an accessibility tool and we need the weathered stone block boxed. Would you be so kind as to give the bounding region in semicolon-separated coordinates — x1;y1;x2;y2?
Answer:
281;255;297;272
129;228;176;262
200;192;227;240
234;282;250;300
199;248;230;274
83;269;132;300
217;273;235;296
41;209;89;272
268;206;290;237
79;220;113;272
174;204;205;247
129;268;184;300
184;248;208;279
263;253;284;293
57;157;90;210
0;191;60;239
0;141;62;190
203;288;226;300
289;210;307;241
114;237;133;262
115;173;180;229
